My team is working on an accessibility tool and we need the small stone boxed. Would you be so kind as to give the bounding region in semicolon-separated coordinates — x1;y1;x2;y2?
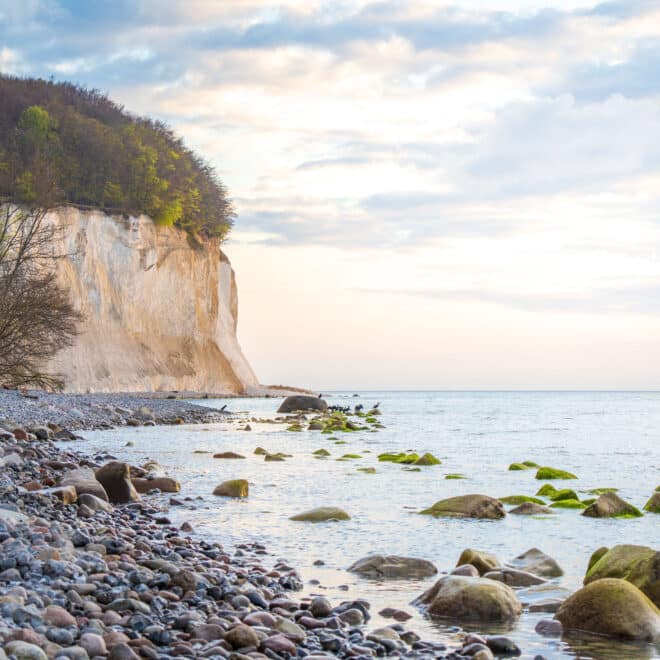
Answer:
224;624;259;649
44;605;77;627
310;596;333;618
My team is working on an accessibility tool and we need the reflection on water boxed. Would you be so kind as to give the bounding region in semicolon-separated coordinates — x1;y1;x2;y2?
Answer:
75;391;660;660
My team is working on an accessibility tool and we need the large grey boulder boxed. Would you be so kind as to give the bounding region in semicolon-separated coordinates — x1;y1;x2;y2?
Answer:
348;555;437;579
277;395;327;413
414;575;522;622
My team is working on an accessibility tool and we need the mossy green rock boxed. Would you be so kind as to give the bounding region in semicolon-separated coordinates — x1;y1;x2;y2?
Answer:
499;495;545;506
445;473;466;480
555;578;660;641
414;576;522;622
213;479;248;498
456;549;501;575
644;491;660;513
550;499;586;509
536;484;557;497
508;463;531;471
586;487;619;495
587;546;610;572
548;488;578;502
341;454;361;460
420;494;505;519
378;452;420;464
290;506;350;522
357;467;376;474
535;467;577;480
312;448;331;457
415;453;441;466
254;447;268;455
584;545;659;607
582;492;643;518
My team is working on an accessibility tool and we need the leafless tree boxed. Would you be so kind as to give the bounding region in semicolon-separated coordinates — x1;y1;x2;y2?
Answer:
0;202;82;390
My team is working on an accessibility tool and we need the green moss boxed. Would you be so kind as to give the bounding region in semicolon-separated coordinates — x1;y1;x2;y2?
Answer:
341;453;361;459
334;440;347;445
587;546;610;572
286;424;303;432
312;448;331;457
378;452;420;464
535;466;577;480
509;463;531;471
586;487;619;495
536;484;557;497
522;460;540;468
548;488;578;502
357;467;376;474
254;447;268;455
402;467;421;472
643;492;660;513
550;499;586;509
499;495;546;505
445;473;466;479
582;498;596;506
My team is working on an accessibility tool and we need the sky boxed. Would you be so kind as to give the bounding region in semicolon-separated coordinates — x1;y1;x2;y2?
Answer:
2;0;660;390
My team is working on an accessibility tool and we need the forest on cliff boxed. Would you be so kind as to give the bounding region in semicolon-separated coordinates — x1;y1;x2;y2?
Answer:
0;76;234;240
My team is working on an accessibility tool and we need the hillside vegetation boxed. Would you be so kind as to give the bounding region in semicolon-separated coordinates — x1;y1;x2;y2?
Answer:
0;76;234;240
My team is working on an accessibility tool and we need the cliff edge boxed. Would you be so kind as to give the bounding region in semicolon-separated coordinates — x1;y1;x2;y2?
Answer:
46;207;259;393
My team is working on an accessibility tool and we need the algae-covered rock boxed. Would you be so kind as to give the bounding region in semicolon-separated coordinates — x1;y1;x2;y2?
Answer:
499;495;545;506
535;467;577;480
312;448;331;457
357;467;376;474
414;575;522;622
378;452;420;464
341;454;361;460
584;545;659;606
555;578;660;641
507;548;563;578
308;420;324;430
536;484;557;497
550;499;586;509
582;492;643;518
290;507;350;522
213;452;246;459
586;546;609;572
349;555;437;579
548;488;578;502
508;460;539;470
445;473;466;480
419;494;505;520
644;491;660;513
213;479;249;498
414;453;441;466
278;395;327;413
254;447;268;455
509;502;555;515
586;487;619;495
456;549;501;576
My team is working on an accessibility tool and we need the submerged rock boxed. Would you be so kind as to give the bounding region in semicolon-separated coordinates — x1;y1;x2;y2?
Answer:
414;575;522;622
555;578;660;641
509;502;555;515
212;451;246;459
419;494;505;519
582;492;643;518
348;555;437;579
132;476;180;493
499;495;545;506
584;544;659;606
483;568;548;587
289;507;350;522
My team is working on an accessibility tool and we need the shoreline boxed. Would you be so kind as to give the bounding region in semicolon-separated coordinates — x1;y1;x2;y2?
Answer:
0;405;479;660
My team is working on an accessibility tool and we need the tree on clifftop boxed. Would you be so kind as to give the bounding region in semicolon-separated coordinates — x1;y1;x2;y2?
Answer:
0;203;82;390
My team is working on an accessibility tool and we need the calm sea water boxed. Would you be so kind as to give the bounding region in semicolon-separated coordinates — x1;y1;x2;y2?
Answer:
78;391;660;660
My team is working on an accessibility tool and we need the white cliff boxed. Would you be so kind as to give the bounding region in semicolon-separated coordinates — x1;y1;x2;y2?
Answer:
46;207;259;393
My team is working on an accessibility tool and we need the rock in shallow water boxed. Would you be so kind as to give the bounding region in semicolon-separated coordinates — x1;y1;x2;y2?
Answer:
419;494;506;519
289;507;350;522
555;578;660;641
414;575;522;622
506;548;563;578
348;554;437;579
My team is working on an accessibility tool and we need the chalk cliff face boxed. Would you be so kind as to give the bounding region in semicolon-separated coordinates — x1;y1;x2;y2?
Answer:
47;207;259;393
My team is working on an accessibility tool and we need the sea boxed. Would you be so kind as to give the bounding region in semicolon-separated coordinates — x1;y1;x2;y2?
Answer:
75;391;660;659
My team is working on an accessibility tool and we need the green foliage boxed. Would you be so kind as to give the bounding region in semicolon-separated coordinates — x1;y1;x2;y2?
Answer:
0;76;234;240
